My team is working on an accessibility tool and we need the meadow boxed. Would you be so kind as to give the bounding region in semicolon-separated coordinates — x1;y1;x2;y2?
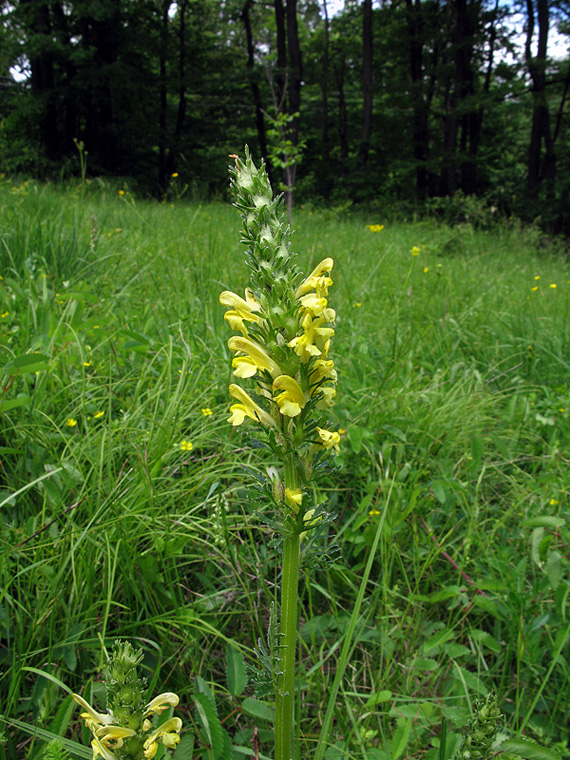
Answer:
0;175;569;760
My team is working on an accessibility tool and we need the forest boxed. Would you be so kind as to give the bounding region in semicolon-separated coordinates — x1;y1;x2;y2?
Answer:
1;0;570;231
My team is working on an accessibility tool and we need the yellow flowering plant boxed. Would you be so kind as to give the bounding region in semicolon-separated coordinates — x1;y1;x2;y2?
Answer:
221;149;340;760
72;641;182;760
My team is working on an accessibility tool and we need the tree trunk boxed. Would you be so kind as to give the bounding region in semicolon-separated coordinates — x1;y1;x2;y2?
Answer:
405;0;433;199
285;0;303;216
357;0;373;172
26;1;59;159
158;0;172;193
526;0;555;197
241;0;270;176
335;54;349;175
321;0;330;155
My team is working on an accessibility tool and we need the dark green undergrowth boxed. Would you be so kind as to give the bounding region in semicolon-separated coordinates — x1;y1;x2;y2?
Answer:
1;178;569;760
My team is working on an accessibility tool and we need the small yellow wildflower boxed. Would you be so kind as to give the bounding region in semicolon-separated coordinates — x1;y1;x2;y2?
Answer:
94;410;105;419
83;361;92;367
366;224;384;232
180;440;193;451
285;488;303;513
531;286;539;291
66;418;77;427
423;267;429;273
369;508;381;516
201;407;213;416
534;275;540;280
171;172;179;178
353;302;362;308
550;283;557;289
0;311;8;318
118;190;125;196
273;375;306;417
316;426;341;452
550;498;559;506
411;246;421;256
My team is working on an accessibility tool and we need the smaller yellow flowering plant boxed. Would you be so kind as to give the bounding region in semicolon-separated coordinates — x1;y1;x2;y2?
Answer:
73;641;182;760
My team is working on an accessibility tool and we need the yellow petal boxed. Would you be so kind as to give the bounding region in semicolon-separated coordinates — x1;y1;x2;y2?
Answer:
144;692;180;716
228;336;281;376
229;385;276;428
273;375;306;407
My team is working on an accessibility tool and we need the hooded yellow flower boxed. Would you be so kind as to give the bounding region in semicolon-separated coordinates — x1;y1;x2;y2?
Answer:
228;384;276;428
144;692;180;716
295;258;334;298
220;288;265;334
228;336;281;378
316;427;341;451
143;717;183;759
273;375;306;417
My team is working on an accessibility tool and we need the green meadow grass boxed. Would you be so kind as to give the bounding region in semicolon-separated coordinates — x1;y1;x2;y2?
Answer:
1;178;569;760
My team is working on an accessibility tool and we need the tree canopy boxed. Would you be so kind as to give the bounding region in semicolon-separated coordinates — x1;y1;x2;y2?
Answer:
1;0;569;230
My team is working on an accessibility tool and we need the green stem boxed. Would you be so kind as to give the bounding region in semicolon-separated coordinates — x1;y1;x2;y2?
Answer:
275;456;300;760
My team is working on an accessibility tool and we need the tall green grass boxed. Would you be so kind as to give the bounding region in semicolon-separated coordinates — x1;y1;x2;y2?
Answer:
1;178;569;760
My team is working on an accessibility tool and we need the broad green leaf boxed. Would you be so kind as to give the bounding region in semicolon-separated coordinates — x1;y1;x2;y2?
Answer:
347;425;365;454
413;657;439;671
240;698;274;722
524;516;565;529
194;692;223;759
469;629;502;653
391;718;412;760
171;731;195;760
423;628;455;653
226;643;247;697
500;738;562;760
546;551;562;590
431;481;446;505
365;690;392;708
0;396;31;412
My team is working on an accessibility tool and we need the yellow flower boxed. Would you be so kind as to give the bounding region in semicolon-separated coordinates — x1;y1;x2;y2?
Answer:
366;224;384;232
316;427;340;452
91;736;117;760
550;498;559;506
285;488;303;513
534;275;540;280
143;717;183;759
228;384;276;428
369;508;381;516
201;407;213;416
94;410;105;419
171;172;179;178
83;361;93;367
550;283;557;289
0;311;8;318
144;692;180;716
315;386;336;409
273;375;306;417
411;246;420;256
118;190;125;196
288;313;334;363
72;694;114;734
295;258;334;299
180;440;193;451
228;336;281;378
66;418;77;427
531;286;539;291
96;725;136;750
220;288;264;333
423;267;429;273
352;302;362;308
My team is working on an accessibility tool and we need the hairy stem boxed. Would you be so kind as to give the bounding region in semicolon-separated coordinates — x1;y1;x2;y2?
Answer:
275;456;300;760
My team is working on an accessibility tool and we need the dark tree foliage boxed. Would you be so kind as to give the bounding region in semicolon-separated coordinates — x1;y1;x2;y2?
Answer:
1;0;569;231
